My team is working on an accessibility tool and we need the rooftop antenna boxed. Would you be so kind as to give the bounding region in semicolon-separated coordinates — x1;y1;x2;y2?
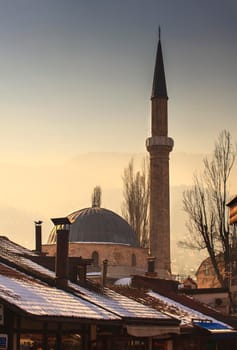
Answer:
158;25;161;41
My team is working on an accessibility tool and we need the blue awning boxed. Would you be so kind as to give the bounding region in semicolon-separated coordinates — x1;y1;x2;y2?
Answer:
192;320;237;339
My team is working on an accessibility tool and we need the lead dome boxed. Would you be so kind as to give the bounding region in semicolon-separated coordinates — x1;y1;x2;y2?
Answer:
48;206;138;247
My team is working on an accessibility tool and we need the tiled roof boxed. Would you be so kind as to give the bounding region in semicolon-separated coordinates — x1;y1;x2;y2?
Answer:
0;236;177;324
0;237;55;282
69;282;174;323
148;291;231;327
0;263;119;321
156;288;234;326
0;236;37;256
111;285;235;329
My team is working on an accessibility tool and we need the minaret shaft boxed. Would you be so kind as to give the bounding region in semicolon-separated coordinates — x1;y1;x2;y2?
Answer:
148;143;172;274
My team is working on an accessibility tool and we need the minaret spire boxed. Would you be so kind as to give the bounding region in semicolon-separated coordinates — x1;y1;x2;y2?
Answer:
146;30;174;278
151;27;168;99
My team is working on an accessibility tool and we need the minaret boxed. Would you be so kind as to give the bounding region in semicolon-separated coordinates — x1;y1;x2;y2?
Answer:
146;30;174;278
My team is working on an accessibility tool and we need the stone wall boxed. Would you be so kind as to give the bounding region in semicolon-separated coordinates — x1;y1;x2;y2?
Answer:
42;242;148;280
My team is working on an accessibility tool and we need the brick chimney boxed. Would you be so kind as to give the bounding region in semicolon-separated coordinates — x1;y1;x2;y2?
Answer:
51;217;71;289
34;221;42;254
146;256;157;277
102;259;108;289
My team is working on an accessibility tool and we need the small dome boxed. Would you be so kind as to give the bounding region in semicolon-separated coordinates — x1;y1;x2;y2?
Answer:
48;207;138;247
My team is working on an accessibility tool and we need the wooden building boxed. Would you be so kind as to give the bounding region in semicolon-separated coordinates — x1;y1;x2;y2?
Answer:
1;234;237;350
0;236;180;350
113;275;237;350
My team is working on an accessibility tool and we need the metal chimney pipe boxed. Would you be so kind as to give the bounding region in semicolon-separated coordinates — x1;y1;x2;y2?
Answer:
34;221;42;254
51;217;71;289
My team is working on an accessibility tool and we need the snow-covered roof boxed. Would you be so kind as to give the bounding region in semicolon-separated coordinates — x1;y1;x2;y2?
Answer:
111;282;236;331
0;236;37;256
147;291;232;328
0;236;177;324
114;277;131;286
0;263;119;321
0;236;55;280
70;282;172;322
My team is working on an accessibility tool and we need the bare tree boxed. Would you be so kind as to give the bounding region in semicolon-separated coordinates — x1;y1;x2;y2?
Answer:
92;186;102;207
182;130;236;288
121;158;149;247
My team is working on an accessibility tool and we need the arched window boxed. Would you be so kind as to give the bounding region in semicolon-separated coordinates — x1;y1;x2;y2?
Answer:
92;251;99;266
131;253;136;267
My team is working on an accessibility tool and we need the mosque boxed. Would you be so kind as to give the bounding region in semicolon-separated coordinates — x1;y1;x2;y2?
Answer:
42;32;173;283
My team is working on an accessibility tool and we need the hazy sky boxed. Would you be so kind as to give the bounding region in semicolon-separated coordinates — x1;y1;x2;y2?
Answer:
0;0;236;162
0;1;236;273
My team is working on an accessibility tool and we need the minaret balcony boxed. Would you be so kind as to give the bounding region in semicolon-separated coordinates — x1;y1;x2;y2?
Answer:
146;136;174;152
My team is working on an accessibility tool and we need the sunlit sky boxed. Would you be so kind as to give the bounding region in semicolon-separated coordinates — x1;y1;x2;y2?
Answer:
0;1;236;272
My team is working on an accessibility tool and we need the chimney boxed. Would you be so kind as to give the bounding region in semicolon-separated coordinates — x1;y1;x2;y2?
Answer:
146;256;157;277
34;221;42;254
51;217;71;289
102;259;108;289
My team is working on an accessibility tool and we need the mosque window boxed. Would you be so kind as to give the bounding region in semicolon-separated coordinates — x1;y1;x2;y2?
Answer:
131;253;136;267
92;251;99;266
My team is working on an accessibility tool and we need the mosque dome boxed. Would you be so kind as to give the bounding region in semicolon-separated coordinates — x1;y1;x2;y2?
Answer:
47;206;139;247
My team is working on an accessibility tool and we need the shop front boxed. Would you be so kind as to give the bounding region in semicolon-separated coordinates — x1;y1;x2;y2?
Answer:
1;306;87;350
1;305;181;350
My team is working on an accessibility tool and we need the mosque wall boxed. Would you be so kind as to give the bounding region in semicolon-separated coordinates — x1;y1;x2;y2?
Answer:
42;242;148;280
